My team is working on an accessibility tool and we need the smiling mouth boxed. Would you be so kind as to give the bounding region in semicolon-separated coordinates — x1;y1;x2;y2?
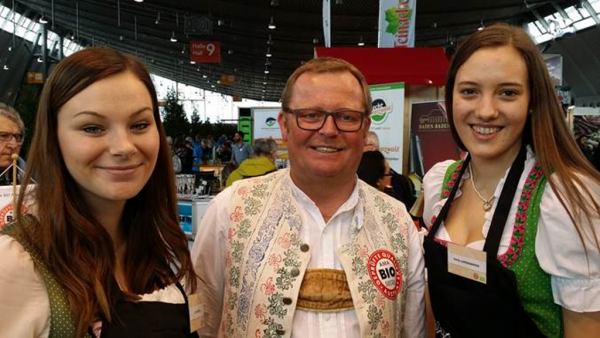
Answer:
472;125;502;135
313;146;341;153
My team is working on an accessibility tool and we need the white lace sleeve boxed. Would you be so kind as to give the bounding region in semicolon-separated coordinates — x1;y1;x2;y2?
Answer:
535;176;600;312
0;235;50;337
422;160;456;229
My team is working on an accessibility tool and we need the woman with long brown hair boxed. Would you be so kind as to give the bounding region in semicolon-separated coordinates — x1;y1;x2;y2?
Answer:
0;47;197;337
423;24;599;337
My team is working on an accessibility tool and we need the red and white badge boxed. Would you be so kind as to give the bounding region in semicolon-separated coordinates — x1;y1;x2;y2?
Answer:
368;249;402;300
0;203;28;230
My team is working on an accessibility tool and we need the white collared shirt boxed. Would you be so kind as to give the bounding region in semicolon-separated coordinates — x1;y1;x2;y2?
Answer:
191;171;426;337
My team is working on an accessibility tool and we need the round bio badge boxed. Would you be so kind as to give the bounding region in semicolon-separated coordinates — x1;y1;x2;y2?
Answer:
0;204;28;230
368;249;402;300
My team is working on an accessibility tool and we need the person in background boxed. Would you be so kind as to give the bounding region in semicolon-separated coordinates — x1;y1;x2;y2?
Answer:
181;136;195;173
192;134;203;172
192;57;425;337
0;103;25;185
231;130;251;167
361;131;416;209
356;150;391;191
423;24;599;337
0;47;197;337
216;141;232;163
363;131;380;152
226;138;278;187
167;136;182;174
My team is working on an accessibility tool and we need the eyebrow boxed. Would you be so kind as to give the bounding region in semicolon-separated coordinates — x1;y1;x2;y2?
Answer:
456;80;525;87
73;107;153;119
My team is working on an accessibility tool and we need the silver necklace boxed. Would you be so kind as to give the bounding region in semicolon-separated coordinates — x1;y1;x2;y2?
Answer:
469;164;495;211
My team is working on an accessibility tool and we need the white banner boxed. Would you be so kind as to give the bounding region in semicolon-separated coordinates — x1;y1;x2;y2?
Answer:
378;0;417;48
323;0;332;47
251;107;288;161
369;82;405;172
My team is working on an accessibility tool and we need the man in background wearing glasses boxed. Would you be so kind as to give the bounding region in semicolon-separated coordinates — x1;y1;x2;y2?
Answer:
192;57;425;337
0;103;25;185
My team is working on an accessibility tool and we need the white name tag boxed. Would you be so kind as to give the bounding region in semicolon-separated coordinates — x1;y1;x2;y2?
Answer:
447;242;487;284
188;293;205;332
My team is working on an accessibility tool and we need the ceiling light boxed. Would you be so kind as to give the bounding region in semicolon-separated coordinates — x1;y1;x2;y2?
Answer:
218;20;225;26
3;65;8;70
155;11;161;25
264;69;270;74
266;48;272;57
211;85;215;88
134;0;143;2
39;15;48;24
313;38;319;44
263;81;267;85
7;46;12;52
202;74;207;78
267;34;273;45
37;57;43;63
478;19;485;31
358;36;365;46
170;31;177;42
196;67;200;72
228;50;233;55
190;60;196;64
268;16;276;30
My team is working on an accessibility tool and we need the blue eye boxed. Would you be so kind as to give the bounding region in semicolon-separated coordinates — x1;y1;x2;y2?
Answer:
83;126;103;134
132;122;150;130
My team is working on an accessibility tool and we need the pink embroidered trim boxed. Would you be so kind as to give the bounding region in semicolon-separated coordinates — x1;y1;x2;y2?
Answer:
431;162;543;267
497;164;543;267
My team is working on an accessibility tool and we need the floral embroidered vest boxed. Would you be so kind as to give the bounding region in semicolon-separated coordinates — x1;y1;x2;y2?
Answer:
437;160;563;337
220;169;413;337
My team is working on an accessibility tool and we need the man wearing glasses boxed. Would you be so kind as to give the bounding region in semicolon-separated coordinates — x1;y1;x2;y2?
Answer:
0;103;25;185
192;57;425;337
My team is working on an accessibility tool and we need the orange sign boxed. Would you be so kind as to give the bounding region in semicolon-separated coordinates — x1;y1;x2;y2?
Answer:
220;74;235;86
27;72;43;84
190;41;221;63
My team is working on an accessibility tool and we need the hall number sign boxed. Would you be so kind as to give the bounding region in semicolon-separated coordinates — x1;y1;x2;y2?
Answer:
190;41;221;63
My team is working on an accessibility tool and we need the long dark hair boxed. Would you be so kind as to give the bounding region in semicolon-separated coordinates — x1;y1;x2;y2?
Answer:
17;47;196;335
445;24;599;250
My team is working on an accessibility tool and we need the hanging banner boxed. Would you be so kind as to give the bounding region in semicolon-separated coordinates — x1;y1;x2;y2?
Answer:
410;101;462;177
323;0;332;47
378;0;417;48
190;41;221;63
369;82;405;173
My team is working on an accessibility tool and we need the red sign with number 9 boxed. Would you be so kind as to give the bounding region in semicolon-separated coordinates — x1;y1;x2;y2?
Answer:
190;41;221;63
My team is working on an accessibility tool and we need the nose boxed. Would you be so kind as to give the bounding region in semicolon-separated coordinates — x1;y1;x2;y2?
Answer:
5;137;20;150
110;129;137;158
475;95;499;121
318;115;339;136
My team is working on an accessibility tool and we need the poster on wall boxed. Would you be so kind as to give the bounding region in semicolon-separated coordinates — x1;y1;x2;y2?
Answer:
369;82;405;173
251;107;288;161
410;101;462;177
378;0;417;48
569;107;600;167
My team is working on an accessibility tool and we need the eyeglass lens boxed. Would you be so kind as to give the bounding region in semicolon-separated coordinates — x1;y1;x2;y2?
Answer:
293;109;365;131
0;132;23;143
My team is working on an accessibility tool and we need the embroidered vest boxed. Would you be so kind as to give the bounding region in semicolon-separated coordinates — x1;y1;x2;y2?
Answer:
438;161;563;337
220;169;413;337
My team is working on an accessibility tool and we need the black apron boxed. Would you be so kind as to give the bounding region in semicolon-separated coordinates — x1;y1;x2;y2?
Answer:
97;280;199;338
424;147;545;338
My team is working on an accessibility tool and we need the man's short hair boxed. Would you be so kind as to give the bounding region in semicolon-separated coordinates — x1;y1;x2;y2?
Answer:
236;130;245;138
0;102;25;134
252;138;278;157
280;57;372;116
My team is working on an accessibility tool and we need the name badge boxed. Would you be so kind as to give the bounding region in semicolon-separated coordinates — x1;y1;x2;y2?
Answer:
188;293;205;333
447;242;487;284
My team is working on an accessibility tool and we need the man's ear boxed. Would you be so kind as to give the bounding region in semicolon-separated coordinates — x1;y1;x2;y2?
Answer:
278;111;289;142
